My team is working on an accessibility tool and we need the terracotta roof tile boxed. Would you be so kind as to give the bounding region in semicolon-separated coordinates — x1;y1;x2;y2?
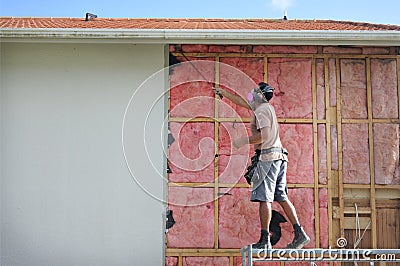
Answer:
0;17;399;31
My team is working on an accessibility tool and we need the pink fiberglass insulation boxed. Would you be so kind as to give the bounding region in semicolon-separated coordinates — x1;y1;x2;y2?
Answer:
170;57;215;118
268;58;312;118
371;59;399;119
219;57;263;118
319;188;329;248
218;122;253;184
218;188;315;249
374;124;400;184
183;257;229;266
280;124;314;184
329;59;337;107
218;155;251;184
318;125;328;184
218;187;260;248
316;59;326;120
234;257;280;266
342;124;370;184
168;122;215;183
340;59;368;119
167;187;214;247
165;257;178;266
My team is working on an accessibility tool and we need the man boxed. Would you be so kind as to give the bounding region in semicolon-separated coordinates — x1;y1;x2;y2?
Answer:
213;83;310;250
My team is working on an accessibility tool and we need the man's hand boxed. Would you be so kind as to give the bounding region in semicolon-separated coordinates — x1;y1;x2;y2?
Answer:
233;137;247;149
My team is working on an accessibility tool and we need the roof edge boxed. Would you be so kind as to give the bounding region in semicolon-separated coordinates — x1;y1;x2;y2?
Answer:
1;28;400;46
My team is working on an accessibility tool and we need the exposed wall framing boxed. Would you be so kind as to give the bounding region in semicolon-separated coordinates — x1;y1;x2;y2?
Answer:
166;45;400;266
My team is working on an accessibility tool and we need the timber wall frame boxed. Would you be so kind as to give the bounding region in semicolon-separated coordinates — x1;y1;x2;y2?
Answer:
166;48;400;266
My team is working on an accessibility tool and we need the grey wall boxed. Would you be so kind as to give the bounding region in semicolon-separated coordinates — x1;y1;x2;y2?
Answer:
1;42;166;265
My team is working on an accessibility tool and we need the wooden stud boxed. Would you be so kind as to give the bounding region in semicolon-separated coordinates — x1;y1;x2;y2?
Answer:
324;57;334;248
398;56;400;119
312;57;320;248
335;57;345;240
264;56;268;83
366;57;378;248
214;56;220;250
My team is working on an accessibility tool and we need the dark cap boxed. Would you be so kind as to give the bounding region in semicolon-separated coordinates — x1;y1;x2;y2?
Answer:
258;82;274;96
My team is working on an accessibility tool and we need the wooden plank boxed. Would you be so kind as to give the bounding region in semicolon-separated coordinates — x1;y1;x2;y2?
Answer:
342;118;400;123
312;57;320;248
264;56;268;83
214;56;220;250
398;57;400;119
169;182;321;188
324;57;334;248
344;217;371;230
170;117;328;124
336;58;345;239
171;52;399;60
366;57;377;248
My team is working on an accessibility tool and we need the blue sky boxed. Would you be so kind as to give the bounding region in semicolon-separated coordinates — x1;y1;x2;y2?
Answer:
0;0;399;25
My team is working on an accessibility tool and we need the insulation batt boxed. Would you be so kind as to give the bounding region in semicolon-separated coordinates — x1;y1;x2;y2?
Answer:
319;188;329;248
280;124;314;184
318;125;328;184
218;122;253;184
168;122;215;183
371;59;399;118
374;124;400;184
167;187;214;248
170;57;215;118
268;58;312;118
342;124;370;184
219;57;263;118
316;59;326;120
340;59;368;119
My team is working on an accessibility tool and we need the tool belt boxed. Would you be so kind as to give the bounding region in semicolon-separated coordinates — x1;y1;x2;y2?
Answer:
260;147;288;155
243;147;288;185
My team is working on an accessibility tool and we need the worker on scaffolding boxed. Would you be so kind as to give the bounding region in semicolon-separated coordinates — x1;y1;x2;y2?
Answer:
213;83;310;250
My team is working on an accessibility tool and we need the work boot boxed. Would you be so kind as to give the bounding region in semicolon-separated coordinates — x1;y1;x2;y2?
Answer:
252;229;272;250
286;225;310;249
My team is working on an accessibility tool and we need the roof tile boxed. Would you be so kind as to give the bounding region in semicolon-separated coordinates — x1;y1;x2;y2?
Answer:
0;17;399;31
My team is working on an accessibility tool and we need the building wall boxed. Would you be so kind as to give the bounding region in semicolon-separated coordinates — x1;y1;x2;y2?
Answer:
1;43;167;265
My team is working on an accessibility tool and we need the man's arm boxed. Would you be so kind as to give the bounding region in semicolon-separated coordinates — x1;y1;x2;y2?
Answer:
213;88;251;110
233;127;269;149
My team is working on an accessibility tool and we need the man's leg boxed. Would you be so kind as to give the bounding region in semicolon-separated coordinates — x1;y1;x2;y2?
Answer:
259;201;272;230
252;201;272;249
278;200;299;225
278;200;310;249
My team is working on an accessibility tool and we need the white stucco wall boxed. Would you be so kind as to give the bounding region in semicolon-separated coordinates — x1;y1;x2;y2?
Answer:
0;42;167;265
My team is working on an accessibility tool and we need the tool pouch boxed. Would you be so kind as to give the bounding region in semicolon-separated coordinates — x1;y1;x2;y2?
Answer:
244;149;261;185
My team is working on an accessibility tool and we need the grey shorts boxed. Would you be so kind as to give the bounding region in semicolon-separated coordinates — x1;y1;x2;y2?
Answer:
250;160;288;203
